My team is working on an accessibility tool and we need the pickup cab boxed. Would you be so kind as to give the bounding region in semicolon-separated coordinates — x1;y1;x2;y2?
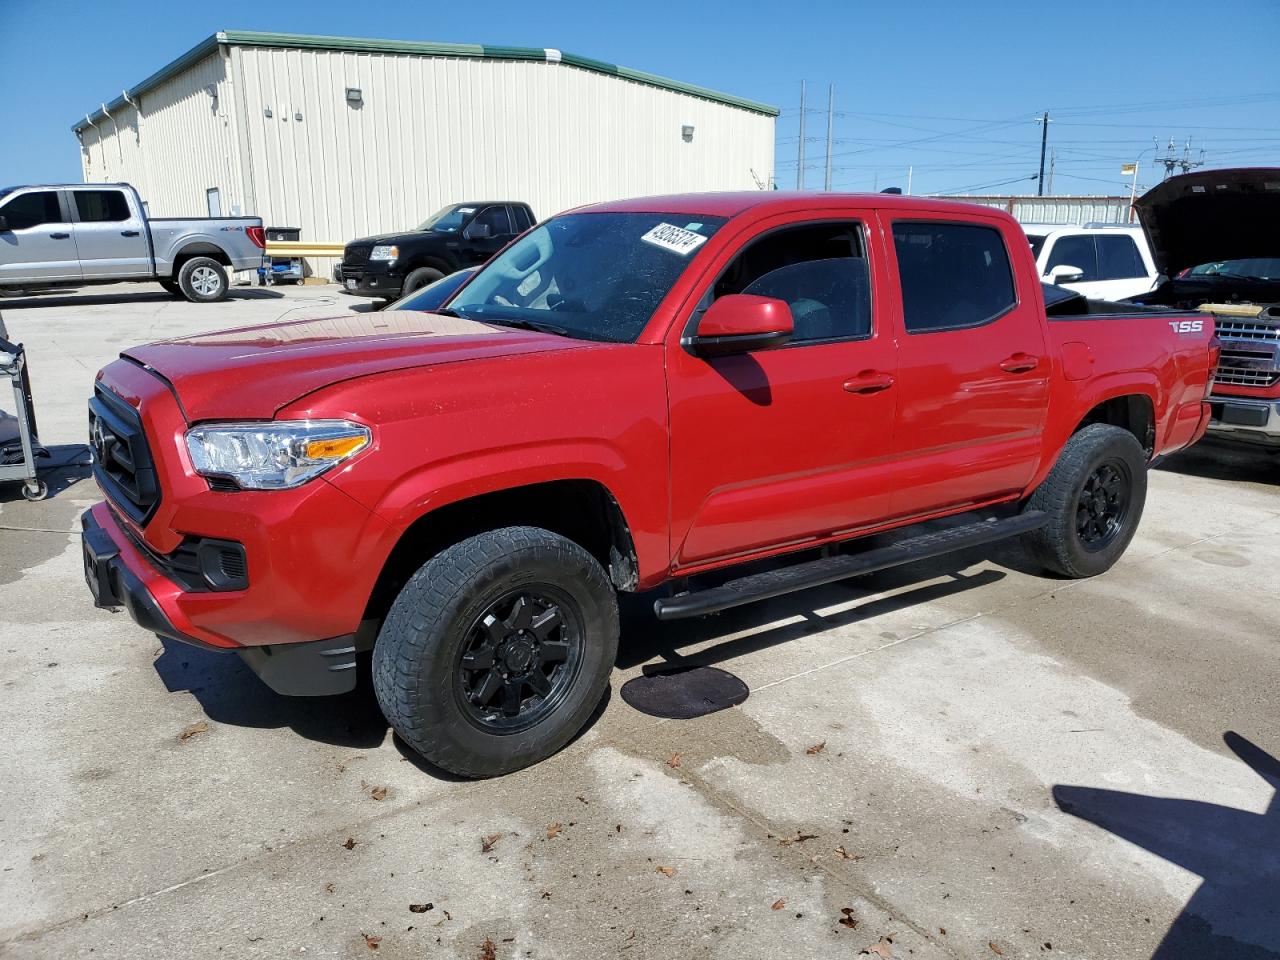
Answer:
337;201;536;302
1023;223;1158;301
80;192;1216;777
0;183;264;302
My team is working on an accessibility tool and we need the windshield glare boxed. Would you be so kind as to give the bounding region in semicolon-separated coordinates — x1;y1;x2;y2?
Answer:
1188;258;1280;280
417;205;476;233
448;212;726;342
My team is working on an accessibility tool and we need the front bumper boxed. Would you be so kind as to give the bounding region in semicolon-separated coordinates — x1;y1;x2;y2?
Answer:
82;506;360;695
1205;394;1280;447
334;261;403;298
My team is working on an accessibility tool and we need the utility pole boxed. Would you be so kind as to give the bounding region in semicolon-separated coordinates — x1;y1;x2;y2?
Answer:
1047;149;1056;194
1036;111;1049;197
824;84;834;191
796;80;806;190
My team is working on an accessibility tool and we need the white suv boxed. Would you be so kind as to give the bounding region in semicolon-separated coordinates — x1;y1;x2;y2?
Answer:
1022;224;1158;301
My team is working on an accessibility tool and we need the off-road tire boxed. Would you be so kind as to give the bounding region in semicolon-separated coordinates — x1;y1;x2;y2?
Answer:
159;280;183;297
1022;423;1147;578
401;266;444;297
373;526;619;778
176;257;229;303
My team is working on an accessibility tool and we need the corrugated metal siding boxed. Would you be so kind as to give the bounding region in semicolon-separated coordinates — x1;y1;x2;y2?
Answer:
941;195;1134;225
79;52;246;219
233;46;774;274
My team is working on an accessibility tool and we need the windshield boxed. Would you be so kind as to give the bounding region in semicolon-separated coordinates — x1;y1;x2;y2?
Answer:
417;204;477;233
448;212;726;342
1186;258;1280;280
387;268;477;311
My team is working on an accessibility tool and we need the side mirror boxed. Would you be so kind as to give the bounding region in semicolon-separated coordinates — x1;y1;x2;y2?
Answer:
1047;264;1084;284
0;215;9;231
688;294;793;357
464;222;492;240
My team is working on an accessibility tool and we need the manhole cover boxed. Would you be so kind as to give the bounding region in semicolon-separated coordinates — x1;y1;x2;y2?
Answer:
620;666;749;719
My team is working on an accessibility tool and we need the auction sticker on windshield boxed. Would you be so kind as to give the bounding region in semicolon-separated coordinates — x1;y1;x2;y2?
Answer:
641;223;709;256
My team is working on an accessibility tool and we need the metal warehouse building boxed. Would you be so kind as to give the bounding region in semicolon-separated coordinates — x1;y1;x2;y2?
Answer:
74;30;777;275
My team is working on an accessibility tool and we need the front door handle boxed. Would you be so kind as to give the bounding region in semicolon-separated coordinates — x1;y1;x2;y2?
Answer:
49;232;70;240
121;229;140;237
1000;353;1040;373
843;371;895;394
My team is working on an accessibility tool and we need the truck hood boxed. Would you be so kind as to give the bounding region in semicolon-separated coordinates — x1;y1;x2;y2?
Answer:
1135;167;1280;278
122;311;586;421
347;230;442;247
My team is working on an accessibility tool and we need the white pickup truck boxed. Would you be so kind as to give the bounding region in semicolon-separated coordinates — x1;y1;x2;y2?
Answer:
1022;224;1158;302
0;183;263;302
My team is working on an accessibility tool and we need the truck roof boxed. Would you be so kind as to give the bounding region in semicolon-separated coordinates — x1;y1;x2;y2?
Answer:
579;191;1014;220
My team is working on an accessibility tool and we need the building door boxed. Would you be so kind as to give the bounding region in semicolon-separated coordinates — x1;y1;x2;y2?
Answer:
206;188;222;218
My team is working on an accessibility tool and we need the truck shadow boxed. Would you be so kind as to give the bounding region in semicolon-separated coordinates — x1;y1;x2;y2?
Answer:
1157;438;1278;485
0;288;284;309
1054;731;1280;959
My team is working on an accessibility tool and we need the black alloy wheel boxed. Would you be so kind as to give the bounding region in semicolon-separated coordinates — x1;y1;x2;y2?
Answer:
1075;459;1132;551
455;587;583;732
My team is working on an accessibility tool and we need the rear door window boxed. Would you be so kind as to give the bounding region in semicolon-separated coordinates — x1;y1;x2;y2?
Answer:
0;190;62;230
510;205;533;232
1095;235;1147;279
74;189;131;223
1044;235;1098;281
892;222;1017;333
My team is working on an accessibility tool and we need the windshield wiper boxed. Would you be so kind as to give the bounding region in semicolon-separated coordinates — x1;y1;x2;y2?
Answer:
482;317;573;337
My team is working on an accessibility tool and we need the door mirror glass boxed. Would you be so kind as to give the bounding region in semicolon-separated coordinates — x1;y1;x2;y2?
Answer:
689;294;793;357
1047;264;1085;284
464;221;491;240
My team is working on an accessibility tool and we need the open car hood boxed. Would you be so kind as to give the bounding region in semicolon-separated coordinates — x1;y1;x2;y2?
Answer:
1135;167;1280;278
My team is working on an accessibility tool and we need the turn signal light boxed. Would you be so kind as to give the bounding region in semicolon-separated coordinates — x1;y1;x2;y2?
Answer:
304;435;368;460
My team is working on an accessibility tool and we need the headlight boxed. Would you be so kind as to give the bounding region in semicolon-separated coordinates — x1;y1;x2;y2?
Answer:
185;420;371;490
369;244;399;261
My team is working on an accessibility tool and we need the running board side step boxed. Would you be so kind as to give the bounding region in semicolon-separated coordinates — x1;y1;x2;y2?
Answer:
653;511;1047;621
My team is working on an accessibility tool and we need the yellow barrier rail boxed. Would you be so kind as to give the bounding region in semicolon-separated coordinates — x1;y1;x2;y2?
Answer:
265;240;345;258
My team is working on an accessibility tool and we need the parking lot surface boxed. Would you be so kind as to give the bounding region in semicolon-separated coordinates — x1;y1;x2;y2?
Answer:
1;283;1277;960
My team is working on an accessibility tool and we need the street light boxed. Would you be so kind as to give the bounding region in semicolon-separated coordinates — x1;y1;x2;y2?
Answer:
1125;142;1159;221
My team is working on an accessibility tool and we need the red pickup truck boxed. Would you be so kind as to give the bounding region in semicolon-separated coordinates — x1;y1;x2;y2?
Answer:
81;193;1216;776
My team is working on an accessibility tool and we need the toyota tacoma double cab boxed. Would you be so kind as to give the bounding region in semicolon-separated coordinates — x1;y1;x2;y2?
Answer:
337;202;535;303
0;183;264;302
1128;167;1280;447
81;192;1217;777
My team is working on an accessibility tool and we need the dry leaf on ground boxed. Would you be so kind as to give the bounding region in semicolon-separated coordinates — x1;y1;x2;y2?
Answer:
861;936;894;957
989;943;1004;956
655;865;677;877
839;907;859;930
481;833;502;853
370;786;388;801
667;754;682;768
771;899;786;910
409;903;433;913
805;741;826;755
341;838;357;851
546;823;563;840
835;846;863;861
363;933;382;950
179;721;208;741
779;833;818;845
479;937;497;960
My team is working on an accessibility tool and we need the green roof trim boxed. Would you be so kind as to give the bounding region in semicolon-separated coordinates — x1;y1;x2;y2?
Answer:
74;30;777;131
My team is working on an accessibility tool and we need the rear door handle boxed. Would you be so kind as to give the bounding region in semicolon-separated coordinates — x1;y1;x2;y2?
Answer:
843;371;895;394
49;232;70;240
121;230;140;237
1000;353;1040;373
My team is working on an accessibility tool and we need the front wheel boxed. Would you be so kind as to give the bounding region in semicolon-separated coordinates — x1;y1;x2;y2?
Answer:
1022;423;1148;578
373;527;619;778
177;257;229;303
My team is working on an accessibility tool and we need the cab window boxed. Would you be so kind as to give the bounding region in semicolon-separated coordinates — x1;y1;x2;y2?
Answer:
74;190;131;223
893;221;1016;332
0;190;62;230
710;221;872;343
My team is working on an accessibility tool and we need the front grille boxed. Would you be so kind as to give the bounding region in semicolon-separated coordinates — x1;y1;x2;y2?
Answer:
343;244;371;268
89;386;159;525
1213;315;1280;389
339;266;364;281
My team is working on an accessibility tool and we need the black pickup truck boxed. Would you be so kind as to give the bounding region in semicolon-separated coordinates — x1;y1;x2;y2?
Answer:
337;201;536;302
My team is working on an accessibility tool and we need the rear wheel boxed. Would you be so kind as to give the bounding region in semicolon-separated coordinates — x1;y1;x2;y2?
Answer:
177;257;229;303
1022;423;1147;578
373;526;618;778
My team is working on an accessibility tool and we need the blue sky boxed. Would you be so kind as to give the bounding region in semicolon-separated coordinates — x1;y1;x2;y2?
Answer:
2;0;1277;198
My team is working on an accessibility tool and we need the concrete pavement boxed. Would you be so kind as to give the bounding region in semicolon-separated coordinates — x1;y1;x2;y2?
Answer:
1;283;1277;959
